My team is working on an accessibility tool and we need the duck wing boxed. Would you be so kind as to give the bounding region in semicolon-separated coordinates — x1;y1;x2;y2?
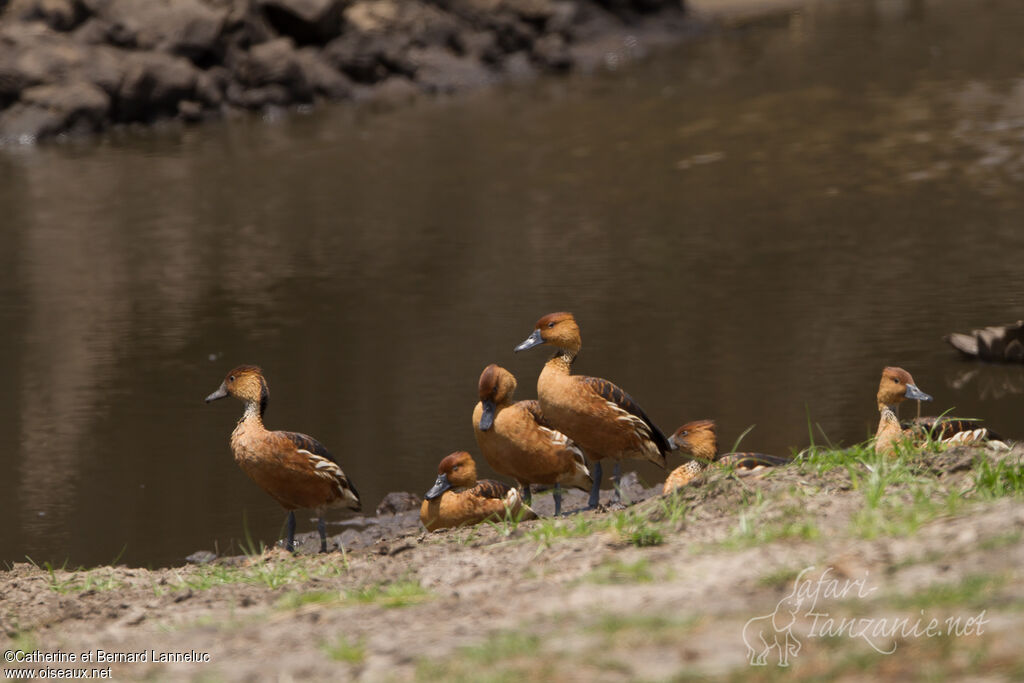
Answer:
472;479;513;500
946;321;1024;362
580;376;672;455
280;431;361;502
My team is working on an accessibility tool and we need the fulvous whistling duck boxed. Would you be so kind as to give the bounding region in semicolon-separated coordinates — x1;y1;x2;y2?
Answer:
663;420;791;494
874;367;933;456
205;365;361;552
946;321;1024;363
473;364;592;516
514;312;672;508
420;451;536;532
875;367;1008;454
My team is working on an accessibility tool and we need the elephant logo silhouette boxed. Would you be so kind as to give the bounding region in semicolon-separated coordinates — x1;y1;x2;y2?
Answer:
742;566;813;666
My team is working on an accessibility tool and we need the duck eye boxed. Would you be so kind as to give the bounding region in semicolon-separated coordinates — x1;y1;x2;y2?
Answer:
891;378;898;384
229;376;235;382
547;322;555;328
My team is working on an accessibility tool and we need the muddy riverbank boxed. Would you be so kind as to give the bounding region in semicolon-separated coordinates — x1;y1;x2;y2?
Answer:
0;0;702;142
3;443;1023;680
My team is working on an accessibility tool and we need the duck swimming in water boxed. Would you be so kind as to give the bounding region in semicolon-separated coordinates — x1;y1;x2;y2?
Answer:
663;420;790;494
205;365;361;553
420;451;536;532
514;312;672;508
473;364;592;516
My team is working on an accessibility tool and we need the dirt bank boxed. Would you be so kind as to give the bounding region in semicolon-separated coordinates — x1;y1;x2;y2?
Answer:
0;0;700;142
3;443;1023;680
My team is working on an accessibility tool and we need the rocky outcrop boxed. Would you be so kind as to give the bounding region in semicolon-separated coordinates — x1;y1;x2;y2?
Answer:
0;0;690;142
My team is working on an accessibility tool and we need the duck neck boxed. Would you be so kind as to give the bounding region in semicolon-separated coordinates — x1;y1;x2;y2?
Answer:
238;399;265;430
545;349;575;374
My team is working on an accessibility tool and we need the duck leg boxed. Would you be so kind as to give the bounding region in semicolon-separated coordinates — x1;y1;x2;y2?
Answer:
318;516;328;553
553;484;563;516
521;484;532;506
588;461;603;509
285;510;297;553
610;462;623;503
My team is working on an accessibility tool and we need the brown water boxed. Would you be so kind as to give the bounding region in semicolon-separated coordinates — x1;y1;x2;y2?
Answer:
3;0;1024;568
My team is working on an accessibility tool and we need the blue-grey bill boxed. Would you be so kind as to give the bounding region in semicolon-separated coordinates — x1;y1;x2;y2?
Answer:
425;473;451;500
904;383;932;402
514;329;544;352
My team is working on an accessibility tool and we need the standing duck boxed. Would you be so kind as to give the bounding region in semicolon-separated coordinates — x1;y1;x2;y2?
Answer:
205;365;361;553
514;312;672;508
420;451;536;532
472;364;592;516
663;420;790;494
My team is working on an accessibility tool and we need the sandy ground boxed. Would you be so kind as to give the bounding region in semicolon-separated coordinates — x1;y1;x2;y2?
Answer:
3;443;1023;681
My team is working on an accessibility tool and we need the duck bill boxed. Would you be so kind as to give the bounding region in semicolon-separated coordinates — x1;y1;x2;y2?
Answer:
514;329;544;352
205;383;229;403
425;473;452;500
479;400;496;431
904;383;932;402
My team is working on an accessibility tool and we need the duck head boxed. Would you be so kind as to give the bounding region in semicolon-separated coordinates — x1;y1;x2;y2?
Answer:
876;366;932;412
206;365;269;416
425;451;479;500
514;312;581;356
477;364;517;431
668;420;718;461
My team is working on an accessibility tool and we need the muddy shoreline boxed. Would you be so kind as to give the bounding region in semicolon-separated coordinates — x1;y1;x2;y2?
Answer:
0;0;706;142
3;444;1023;680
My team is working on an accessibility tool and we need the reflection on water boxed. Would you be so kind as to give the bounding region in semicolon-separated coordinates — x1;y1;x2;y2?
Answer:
2;0;1024;567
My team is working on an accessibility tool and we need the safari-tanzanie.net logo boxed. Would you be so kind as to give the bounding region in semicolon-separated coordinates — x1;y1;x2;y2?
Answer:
743;566;989;666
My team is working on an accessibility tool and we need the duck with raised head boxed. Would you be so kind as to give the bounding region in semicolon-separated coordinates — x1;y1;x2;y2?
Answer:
874;366;1007;454
874;366;934;455
205;365;361;553
420;451;536;532
473;364;592;516
663;420;791;494
514;312;672;508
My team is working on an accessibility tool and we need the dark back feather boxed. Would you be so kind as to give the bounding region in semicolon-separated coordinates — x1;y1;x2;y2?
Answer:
472;479;512;500
903;417;1005;443
581;376;672;454
520;400;550;428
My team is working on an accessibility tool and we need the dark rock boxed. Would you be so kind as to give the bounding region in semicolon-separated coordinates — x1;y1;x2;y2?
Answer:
116;51;198;121
0;80;109;139
408;45;494;93
375;491;422;516
5;0;86;32
452;29;499;62
194;66;227;106
236;83;291;109
322;32;414;83
0;102;64;141
531;32;572;71
343;0;460;48
358;75;419;106
235;37;312;102
295;47;352;99
184;550;217;565
177;98;202;120
87;0;228;63
256;0;344;44
70;17;110;44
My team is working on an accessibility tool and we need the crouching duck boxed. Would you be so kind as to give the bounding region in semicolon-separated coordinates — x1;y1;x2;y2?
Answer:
663;420;790;494
420;451;537;532
473;364;592;516
205;365;361;553
875;367;1007;454
514;312;672;508
946;321;1024;362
